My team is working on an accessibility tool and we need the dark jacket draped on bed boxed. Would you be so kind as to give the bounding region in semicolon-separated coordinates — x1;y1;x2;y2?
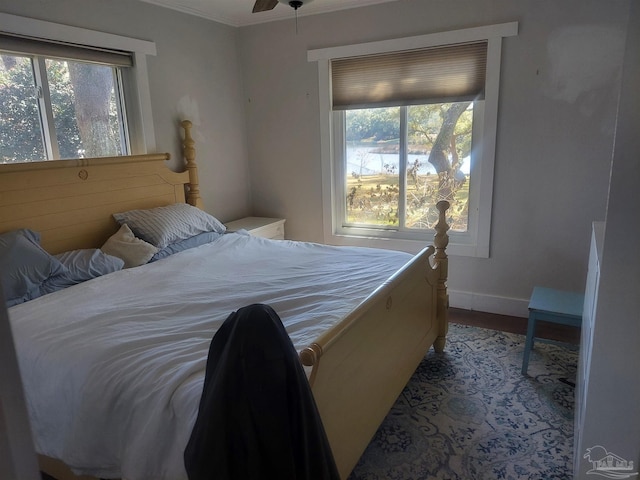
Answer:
184;303;340;480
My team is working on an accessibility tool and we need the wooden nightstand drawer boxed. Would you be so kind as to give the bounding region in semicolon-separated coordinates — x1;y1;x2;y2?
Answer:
225;217;286;240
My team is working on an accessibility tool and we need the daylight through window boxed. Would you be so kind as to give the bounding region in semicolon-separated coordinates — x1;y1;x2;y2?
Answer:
310;23;518;256
333;41;486;237
343;102;473;233
0;34;131;163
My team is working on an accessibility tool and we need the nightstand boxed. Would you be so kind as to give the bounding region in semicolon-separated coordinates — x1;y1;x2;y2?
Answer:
225;217;286;240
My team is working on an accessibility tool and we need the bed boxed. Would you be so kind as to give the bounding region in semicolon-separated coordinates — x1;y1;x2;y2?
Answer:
1;120;450;480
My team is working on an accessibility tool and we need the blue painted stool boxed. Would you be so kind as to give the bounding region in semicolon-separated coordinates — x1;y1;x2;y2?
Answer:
521;287;584;375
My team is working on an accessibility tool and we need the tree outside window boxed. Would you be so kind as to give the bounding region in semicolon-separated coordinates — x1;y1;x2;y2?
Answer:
311;23;517;256
344;102;472;232
1;53;127;163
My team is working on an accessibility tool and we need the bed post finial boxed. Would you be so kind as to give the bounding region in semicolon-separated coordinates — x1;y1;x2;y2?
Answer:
434;200;450;261
181;120;203;209
433;200;449;353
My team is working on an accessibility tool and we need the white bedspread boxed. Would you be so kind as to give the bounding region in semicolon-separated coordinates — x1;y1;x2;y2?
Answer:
9;233;412;480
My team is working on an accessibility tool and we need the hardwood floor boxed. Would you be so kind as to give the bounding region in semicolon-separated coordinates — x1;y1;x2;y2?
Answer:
448;307;581;344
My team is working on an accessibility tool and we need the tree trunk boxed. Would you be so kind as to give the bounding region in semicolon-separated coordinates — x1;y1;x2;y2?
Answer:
1;55;17;70
427;102;470;173
68;63;114;157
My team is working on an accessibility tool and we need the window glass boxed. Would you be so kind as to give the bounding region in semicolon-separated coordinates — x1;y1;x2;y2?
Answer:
1;54;127;163
1;14;157;161
406;102;472;232
46;59;124;159
342;102;472;235
0;54;45;163
345;107;400;227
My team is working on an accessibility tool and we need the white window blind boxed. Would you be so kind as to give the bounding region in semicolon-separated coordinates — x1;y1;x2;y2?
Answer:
331;41;487;110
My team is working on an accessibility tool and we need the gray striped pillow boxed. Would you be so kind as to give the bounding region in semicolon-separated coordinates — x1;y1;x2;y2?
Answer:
113;203;226;249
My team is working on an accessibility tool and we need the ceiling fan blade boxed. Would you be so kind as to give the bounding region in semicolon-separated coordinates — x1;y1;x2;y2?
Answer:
252;0;279;13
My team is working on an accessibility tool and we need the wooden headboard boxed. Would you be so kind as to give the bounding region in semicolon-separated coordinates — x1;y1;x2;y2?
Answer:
0;120;201;254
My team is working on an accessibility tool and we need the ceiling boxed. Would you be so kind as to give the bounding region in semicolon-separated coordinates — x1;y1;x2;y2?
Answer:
137;0;399;27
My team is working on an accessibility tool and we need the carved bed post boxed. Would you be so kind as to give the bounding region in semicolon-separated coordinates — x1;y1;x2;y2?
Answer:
433;200;450;353
181;120;204;209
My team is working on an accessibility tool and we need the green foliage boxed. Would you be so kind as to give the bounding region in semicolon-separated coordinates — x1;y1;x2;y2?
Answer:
64;60;122;158
344;103;473;232
46;60;82;159
408;103;473;162
346;107;400;142
346;174;400;226
0;55;45;162
1;54;122;162
346;171;469;231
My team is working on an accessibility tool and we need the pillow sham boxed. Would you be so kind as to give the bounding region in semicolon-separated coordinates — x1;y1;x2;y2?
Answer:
39;249;125;294
101;224;158;268
148;231;222;263
113;203;226;249
0;229;68;307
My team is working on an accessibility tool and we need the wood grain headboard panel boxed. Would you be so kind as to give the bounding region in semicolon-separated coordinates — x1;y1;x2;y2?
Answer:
0;153;192;254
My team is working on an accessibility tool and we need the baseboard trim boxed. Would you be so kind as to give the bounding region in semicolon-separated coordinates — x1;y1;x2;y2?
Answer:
449;290;529;318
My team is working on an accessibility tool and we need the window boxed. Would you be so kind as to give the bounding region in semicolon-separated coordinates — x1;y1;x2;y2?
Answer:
1;50;129;162
309;23;518;257
0;13;157;163
340;103;473;234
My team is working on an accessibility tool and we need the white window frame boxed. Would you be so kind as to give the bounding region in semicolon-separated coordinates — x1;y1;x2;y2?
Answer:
0;12;157;155
308;22;518;257
333;103;482;240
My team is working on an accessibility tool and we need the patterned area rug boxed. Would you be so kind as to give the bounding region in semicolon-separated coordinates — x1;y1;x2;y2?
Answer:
349;323;578;480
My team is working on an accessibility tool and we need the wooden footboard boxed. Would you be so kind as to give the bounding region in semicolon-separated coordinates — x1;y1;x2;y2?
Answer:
300;201;449;479
8;121;448;480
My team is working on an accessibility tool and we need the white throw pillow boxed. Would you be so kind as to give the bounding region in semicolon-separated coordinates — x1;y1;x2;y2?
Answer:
101;224;158;268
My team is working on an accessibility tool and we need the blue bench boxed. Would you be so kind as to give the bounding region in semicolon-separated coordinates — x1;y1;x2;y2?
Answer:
521;286;584;375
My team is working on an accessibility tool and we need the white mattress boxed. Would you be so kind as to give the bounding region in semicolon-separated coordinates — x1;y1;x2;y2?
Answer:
9;233;412;480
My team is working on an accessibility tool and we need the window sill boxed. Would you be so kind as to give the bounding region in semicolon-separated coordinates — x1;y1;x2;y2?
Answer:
324;231;489;258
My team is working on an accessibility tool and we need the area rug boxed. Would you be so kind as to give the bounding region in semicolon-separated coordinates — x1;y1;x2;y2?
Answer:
348;323;578;480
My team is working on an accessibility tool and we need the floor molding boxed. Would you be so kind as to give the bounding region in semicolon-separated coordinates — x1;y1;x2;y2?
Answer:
449;289;530;318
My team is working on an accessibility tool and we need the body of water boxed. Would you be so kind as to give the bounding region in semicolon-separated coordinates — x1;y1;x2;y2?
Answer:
346;145;470;176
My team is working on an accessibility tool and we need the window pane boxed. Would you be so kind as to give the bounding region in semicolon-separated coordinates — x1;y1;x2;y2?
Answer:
345;107;400;227
343;103;472;233
0;55;45;163
46;59;123;158
406;102;472;232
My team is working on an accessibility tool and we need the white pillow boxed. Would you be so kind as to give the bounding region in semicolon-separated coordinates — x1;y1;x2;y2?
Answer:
101;224;158;268
112;203;226;249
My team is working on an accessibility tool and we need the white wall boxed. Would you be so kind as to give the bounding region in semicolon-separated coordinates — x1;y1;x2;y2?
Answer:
1;0;636;471
575;1;640;475
238;0;630;315
0;0;630;317
0;0;253;223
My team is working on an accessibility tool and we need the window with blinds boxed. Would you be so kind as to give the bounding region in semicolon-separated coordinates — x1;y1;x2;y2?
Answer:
309;22;517;256
330;41;489;236
0;32;132;163
331;41;488;110
0;33;133;67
